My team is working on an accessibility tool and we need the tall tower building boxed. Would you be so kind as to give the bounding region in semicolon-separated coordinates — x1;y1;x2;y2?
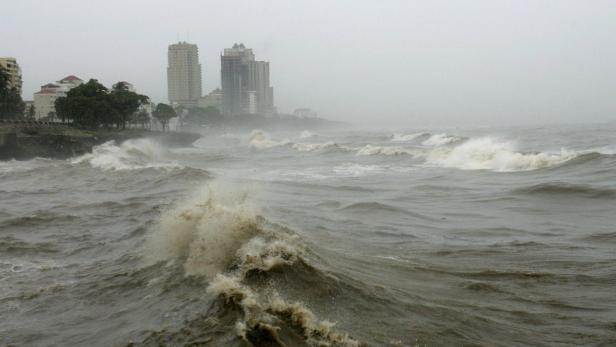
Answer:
247;61;274;114
221;43;254;116
167;42;202;108
221;43;274;116
0;57;23;94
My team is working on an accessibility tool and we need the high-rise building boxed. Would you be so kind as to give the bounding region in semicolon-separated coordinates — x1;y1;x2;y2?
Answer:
220;43;274;116
167;42;202;108
247;61;274;114
0;57;23;93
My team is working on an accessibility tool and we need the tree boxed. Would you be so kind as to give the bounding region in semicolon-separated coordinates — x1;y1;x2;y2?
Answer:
55;79;116;129
54;79;151;130
109;82;149;129
130;109;151;129
152;103;176;132
0;67;25;119
27;104;36;120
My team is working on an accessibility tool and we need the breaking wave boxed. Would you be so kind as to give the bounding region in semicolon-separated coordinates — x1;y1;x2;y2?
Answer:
390;132;429;142
356;145;416;156
424;137;580;172
421;133;461;146
299;130;316;139
248;130;291;150
293;141;347;153
143;182;362;346
71;139;181;171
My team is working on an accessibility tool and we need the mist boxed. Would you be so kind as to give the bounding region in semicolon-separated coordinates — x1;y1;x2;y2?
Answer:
2;0;615;126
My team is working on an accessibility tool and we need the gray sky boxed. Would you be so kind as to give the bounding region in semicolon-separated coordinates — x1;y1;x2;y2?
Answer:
2;0;615;126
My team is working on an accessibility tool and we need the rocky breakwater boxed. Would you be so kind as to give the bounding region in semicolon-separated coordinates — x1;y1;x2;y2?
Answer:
0;125;201;160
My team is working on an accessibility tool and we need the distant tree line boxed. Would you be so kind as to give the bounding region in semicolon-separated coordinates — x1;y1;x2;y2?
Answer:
0;67;25;119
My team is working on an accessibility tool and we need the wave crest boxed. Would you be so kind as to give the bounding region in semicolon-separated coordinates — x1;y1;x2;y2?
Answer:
248;130;291;150
421;133;461;146
71;139;181;171
144;182;362;346
356;145;415;156
425;137;579;172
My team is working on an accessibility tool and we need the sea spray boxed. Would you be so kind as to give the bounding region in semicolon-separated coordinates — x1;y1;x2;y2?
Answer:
144;181;362;346
248;130;291;150
424;137;578;172
71;138;181;171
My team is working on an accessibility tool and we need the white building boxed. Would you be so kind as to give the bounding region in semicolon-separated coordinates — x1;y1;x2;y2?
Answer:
33;75;83;120
167;42;202;108
0;57;22;93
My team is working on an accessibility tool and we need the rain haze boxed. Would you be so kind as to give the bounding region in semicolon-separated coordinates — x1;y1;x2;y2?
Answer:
3;2;616;347
3;0;615;126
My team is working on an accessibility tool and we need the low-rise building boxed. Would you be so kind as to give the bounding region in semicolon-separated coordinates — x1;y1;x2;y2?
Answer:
33;75;83;120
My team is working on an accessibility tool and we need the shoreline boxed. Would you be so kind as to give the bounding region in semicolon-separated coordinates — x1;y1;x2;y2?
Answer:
0;126;201;161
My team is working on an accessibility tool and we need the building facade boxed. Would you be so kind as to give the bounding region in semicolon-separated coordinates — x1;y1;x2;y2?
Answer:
0;57;23;93
33;75;83;120
220;43;274;116
167;42;202;108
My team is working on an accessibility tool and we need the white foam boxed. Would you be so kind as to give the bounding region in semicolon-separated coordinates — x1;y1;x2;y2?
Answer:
425;137;578;172
421;133;459;146
144;181;261;278
292;141;337;152
299;130;315;139
390;132;428;142
332;163;385;177
71;139;181;171
356;144;416;156
145;181;360;345
247;130;291;150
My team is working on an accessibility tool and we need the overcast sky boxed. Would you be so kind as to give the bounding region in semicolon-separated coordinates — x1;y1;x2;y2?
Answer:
2;0;615;126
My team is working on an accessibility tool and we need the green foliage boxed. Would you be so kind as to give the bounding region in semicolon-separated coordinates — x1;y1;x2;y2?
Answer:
152;103;176;132
109;82;149;129
55;79;148;129
0;67;25;119
130;109;151;129
27;104;35;119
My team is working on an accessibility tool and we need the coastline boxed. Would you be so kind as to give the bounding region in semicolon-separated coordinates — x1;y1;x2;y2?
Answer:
0;126;201;161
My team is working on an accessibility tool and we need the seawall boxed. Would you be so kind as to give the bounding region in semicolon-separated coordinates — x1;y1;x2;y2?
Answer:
0;127;201;161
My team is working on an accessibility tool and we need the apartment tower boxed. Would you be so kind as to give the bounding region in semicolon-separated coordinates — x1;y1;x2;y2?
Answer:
167;42;202;108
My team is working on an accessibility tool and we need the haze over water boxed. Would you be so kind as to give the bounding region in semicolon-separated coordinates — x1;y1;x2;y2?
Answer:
1;123;615;346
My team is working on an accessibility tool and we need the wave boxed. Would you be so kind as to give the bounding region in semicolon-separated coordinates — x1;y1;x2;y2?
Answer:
299;130;316;139
421;133;461;147
513;182;616;199
143;182;362;346
390;132;429;142
356;144;416;156
292;141;345;153
424;137;580;172
248;130;291;150
71;139;182;171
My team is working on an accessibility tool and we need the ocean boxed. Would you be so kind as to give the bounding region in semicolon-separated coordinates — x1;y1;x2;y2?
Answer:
1;123;615;346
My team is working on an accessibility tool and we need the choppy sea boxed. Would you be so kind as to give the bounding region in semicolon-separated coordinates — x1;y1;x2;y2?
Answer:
1;123;615;346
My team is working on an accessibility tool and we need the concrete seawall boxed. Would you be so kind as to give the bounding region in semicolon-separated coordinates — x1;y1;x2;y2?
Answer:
0;127;201;161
